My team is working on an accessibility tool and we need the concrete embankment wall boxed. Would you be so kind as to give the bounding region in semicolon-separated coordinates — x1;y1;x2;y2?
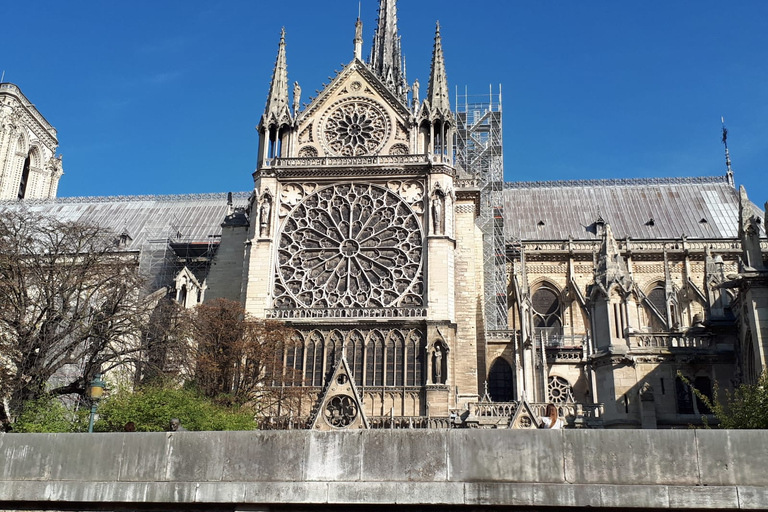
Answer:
1;429;767;510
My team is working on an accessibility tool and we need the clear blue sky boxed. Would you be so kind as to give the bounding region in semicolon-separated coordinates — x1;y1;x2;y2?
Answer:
4;1;768;204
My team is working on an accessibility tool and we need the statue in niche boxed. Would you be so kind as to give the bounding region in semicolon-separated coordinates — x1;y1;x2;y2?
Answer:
259;195;272;238
431;191;444;235
433;344;445;384
292;81;301;114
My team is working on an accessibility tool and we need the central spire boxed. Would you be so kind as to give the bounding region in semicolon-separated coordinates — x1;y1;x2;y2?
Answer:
369;0;407;103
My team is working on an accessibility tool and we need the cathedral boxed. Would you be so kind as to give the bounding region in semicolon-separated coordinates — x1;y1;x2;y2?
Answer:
2;0;767;430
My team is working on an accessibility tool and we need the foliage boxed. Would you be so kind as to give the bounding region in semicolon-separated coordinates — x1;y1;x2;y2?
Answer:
0;209;151;421
681;370;768;429
11;395;89;433
94;384;257;432
183;298;302;417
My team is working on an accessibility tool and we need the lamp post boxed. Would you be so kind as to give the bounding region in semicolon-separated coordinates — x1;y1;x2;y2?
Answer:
87;373;105;433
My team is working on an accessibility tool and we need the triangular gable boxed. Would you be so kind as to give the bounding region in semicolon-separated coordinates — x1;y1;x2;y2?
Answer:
508;400;540;429
298;58;411;124
309;355;369;431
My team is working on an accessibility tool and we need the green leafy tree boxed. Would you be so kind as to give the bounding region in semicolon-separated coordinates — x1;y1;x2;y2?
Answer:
94;384;257;432
12;395;89;433
681;370;768;429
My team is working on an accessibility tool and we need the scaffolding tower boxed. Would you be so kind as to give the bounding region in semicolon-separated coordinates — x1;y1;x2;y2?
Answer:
455;85;507;330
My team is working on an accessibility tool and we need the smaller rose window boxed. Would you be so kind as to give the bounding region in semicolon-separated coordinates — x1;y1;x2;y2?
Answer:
324;395;358;428
322;99;389;157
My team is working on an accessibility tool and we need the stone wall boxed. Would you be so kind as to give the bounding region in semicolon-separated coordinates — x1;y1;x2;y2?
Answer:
1;430;767;510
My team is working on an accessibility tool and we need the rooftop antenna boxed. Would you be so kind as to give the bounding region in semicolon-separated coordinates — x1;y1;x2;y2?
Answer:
1;70;5;83
722;117;734;187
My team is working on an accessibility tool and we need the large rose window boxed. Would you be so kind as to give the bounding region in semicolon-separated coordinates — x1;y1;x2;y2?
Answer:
321;99;389;157
274;183;423;309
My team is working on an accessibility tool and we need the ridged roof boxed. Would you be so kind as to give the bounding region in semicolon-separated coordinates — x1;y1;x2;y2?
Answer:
3;192;250;250
502;176;753;241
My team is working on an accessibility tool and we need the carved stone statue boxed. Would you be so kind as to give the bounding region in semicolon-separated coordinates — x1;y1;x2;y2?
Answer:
431;193;443;235
412;79;420;107
433;346;444;384
292;81;301;114
259;196;272;238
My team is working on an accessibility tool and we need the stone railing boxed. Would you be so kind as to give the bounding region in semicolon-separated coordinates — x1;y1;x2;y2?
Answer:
630;333;715;349
259;415;453;430
454;178;479;189
368;416;454;429
266;154;428;168
542;334;587;348
467;401;604;428
265;307;428;320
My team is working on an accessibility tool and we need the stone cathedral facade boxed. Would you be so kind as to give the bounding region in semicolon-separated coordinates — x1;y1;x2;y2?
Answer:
4;0;768;429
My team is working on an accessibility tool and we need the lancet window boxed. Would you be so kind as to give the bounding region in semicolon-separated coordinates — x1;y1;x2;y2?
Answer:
282;328;425;389
532;284;563;340
488;358;514;402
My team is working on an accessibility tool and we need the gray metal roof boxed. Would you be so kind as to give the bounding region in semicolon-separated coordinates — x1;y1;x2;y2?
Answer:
502;176;756;241
3;192;251;250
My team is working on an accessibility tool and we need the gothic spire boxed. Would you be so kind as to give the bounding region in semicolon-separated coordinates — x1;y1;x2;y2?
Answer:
262;28;291;127
369;0;408;103
426;22;451;115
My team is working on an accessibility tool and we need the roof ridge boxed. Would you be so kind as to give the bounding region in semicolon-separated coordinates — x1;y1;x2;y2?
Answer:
504;175;729;190
0;191;252;206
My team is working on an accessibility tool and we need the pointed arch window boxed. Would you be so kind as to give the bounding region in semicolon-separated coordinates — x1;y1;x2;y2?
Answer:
18;154;31;199
488;358;514;402
532;284;563;340
345;331;364;385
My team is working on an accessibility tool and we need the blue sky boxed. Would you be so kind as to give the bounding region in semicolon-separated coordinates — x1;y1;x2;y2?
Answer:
4;1;768;204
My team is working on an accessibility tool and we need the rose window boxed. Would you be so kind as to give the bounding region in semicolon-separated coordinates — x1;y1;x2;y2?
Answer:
324;395;358;428
274;183;424;309
322;99;389;156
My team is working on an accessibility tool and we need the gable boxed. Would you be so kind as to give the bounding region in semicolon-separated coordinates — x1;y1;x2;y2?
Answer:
295;60;412;158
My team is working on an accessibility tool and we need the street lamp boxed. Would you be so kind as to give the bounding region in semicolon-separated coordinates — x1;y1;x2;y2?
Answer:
87;373;105;433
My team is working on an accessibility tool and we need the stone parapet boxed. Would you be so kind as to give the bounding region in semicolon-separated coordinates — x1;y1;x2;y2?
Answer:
1;430;767;509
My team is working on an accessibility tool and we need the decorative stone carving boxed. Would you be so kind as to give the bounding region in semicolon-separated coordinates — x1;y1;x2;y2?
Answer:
298;146;318;157
321;98;390;157
431;186;445;235
274;183;424;309
547;376;574;403
389;143;409;155
259;191;273;238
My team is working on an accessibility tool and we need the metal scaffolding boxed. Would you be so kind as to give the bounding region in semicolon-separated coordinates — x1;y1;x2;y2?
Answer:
455;85;507;330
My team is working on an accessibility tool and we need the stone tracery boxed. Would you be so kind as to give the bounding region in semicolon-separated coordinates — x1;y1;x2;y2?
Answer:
274;183;423;310
321;98;390;156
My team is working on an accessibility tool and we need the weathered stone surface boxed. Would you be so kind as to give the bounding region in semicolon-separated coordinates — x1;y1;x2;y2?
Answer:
360;430;447;482
449;429;565;483
306;430;362;482
222;431;306;482
667;485;739;509
737;486;768;510
564;429;699;485
118;432;168;482
697;429;768;487
532;482;602;508
464;482;535;506
0;430;767;510
167;431;226;482
599;484;670;509
0;433;53;481
48;433;122;482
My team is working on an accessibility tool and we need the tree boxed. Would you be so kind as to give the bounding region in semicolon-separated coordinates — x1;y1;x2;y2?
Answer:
682;370;768;429
185;299;302;418
0;208;150;423
11;394;89;433
94;384;257;432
